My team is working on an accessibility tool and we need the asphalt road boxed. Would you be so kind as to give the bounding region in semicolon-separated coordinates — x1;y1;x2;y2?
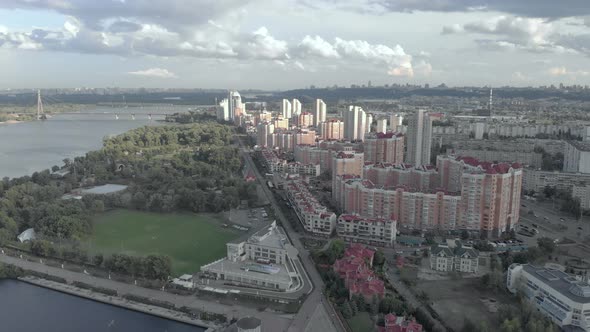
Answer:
237;138;344;332
518;200;590;246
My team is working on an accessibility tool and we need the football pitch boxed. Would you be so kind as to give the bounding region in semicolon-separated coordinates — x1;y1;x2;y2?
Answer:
88;209;240;275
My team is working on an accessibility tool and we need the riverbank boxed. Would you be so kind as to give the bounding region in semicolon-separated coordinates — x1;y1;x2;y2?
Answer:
19;276;217;331
0;119;20;125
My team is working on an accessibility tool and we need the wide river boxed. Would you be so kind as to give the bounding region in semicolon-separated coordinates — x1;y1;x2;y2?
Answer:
0;106;188;179
0;279;204;332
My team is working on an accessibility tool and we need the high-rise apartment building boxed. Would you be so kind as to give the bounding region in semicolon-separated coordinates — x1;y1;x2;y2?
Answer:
331;151;365;196
390;114;403;132
406;109;432;166
217;90;243;121
363;132;404;165
314;99;327;126
376;119;387;134
344;106;367;141
297;112;313;128
256;122;274;147
564;140;590;174
335;155;522;237
292;99;302;117
281;99;292;119
366;113;373;134
273;117;289;130
319;119;344;141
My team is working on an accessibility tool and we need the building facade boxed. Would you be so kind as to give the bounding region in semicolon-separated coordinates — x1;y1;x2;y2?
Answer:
406;110;432;166
314;99;326;126
319;119;344;141
344;106;367;141
337;214;397;247
564;140;590;174
363;132;405;165
507;264;590;331
430;244;479;273
285;180;337;236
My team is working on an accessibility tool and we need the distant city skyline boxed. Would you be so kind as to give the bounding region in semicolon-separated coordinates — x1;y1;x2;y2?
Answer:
1;1;590;89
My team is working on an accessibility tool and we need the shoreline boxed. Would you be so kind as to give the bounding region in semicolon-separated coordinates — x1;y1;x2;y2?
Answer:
18;276;218;332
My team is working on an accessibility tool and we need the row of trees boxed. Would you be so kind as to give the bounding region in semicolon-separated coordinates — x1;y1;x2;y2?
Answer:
28;239;172;280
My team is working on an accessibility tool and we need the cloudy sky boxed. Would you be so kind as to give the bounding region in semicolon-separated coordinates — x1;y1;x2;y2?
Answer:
1;0;590;89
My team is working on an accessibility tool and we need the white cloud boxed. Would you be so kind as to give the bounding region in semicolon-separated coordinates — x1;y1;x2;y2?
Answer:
297;35;339;58
441;24;463;35
128;68;178;78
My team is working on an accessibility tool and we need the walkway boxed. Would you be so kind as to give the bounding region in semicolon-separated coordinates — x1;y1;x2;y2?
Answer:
0;254;292;332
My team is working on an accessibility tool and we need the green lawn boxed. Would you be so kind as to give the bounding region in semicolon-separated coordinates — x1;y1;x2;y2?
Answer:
88;209;240;275
347;312;376;332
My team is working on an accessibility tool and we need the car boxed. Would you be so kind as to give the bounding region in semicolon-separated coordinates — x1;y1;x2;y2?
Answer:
578;227;583;230
532;223;538;228
521;204;526;207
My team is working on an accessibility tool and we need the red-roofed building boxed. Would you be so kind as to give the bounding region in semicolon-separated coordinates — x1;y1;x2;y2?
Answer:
436;155;523;237
378;314;423;332
333;243;384;301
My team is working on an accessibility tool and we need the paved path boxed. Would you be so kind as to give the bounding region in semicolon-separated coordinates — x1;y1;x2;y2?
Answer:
237;140;345;332
384;263;446;332
0;254;292;332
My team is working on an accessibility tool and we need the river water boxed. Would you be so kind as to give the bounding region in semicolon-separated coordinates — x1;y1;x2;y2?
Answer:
0;106;187;179
0;279;204;332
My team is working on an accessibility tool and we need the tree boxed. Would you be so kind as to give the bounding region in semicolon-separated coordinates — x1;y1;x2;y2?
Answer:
461;229;470;240
537;237;555;254
340;301;353;318
373;250;385;267
92;254;104;267
370;295;379;315
500;318;522;332
461;319;478;332
543;186;556;198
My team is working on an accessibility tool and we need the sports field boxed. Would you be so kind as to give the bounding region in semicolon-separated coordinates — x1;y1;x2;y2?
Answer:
88;209;240;275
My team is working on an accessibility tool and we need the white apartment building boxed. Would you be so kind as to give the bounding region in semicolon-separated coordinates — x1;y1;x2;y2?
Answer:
523;169;590;193
507;264;590;331
376;118;387;134
337;214;397;247
564;141;590;174
572;185;590;210
270;160;321;176
281;99;292;119
292;98;302;117
406;109;432;166
314;99;327;126
285;180;337;236
344;106;367;141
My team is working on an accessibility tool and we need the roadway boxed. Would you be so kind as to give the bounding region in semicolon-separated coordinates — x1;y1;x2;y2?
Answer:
517;200;590;247
236;137;345;332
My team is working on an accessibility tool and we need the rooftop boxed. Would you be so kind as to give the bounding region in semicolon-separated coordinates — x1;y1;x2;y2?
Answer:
522;264;590;303
80;184;128;195
567;140;590;152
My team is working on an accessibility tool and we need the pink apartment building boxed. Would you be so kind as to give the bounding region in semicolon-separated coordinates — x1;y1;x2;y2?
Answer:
363;132;405;164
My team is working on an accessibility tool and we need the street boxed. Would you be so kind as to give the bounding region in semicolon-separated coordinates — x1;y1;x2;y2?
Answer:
237;137;344;332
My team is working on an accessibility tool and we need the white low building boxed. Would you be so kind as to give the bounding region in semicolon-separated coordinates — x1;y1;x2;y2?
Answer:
430;244;479;273
507;264;590;331
201;221;301;291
